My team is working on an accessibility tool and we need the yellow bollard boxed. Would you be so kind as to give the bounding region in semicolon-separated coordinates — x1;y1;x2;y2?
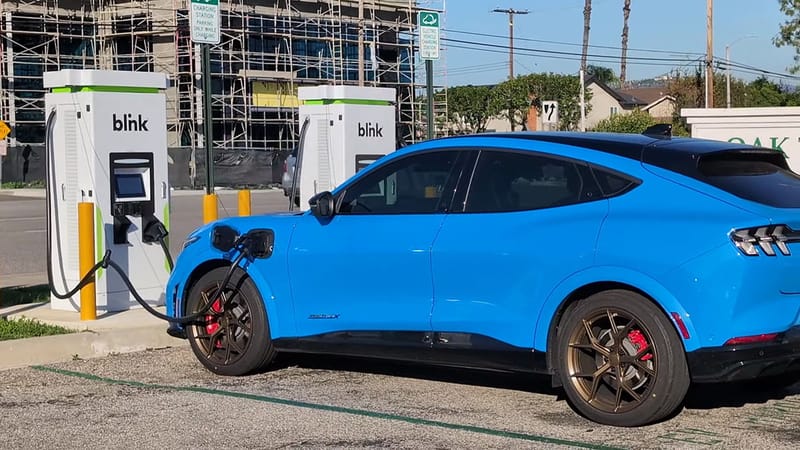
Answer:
78;202;96;321
203;193;218;224
238;189;251;216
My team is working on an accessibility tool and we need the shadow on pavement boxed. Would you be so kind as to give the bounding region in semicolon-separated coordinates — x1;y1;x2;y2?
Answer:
275;353;561;397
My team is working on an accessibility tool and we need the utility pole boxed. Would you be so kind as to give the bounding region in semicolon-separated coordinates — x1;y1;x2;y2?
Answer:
493;8;529;79
705;0;714;108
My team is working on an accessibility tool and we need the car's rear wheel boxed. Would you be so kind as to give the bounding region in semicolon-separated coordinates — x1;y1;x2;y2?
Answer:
556;290;690;426
186;266;276;376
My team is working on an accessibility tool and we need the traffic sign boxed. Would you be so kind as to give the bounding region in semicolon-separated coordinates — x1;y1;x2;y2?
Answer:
419;11;440;60
190;0;220;45
0;120;10;140
542;101;559;125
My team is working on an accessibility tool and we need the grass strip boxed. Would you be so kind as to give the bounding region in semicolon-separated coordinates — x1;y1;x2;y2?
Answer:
0;317;74;341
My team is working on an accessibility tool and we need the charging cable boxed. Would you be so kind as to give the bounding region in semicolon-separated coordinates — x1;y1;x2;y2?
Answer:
44;108;251;325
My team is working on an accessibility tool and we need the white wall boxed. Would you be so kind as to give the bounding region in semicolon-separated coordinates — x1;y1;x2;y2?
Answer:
586;83;625;130
683;107;800;172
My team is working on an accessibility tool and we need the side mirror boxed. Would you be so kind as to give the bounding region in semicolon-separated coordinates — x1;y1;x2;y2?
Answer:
309;191;335;218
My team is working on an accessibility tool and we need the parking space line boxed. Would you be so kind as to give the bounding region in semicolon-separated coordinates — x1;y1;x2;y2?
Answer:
32;365;621;450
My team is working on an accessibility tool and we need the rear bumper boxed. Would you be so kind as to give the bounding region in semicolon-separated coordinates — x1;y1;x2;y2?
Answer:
687;326;800;383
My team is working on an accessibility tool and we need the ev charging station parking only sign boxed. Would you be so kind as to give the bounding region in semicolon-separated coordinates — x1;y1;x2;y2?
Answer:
190;0;220;45
419;11;440;60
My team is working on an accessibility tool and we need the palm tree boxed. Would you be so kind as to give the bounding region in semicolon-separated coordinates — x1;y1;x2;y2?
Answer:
620;0;632;86
581;0;592;74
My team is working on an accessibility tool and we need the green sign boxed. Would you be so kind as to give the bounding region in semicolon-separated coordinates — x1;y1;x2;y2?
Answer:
419;11;440;60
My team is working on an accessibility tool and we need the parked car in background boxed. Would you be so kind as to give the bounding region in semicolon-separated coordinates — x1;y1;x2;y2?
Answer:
168;131;800;427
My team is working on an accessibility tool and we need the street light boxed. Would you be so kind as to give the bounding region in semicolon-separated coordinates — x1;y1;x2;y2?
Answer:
726;35;757;108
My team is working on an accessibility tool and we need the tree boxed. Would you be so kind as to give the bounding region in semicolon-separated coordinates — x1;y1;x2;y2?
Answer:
745;76;800;106
593;109;656;134
581;0;592;73
488;76;531;131
587;65;618;86
487;73;588;132
775;0;800;73
620;0;631;85
446;85;494;134
524;73;589;131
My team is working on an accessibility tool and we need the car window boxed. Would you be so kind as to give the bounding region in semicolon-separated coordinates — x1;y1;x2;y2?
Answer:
591;166;640;197
338;151;461;215
698;150;800;208
465;150;599;213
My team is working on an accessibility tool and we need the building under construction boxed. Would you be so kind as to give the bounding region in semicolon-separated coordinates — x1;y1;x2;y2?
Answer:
0;0;446;186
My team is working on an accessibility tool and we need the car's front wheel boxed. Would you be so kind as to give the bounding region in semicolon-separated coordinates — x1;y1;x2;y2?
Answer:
186;266;276;376
556;290;690;426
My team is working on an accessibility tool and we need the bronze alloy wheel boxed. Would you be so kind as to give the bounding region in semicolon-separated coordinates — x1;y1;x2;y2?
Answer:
556;290;690;426
191;283;253;367
565;309;656;414
186;267;276;376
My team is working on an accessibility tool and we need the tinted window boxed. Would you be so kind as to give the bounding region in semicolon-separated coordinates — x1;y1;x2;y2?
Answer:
465;151;599;213
699;151;800;208
591;166;640;197
338;151;460;214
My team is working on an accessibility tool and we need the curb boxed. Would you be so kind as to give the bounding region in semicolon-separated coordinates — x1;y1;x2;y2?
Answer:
0;326;188;371
0;303;188;371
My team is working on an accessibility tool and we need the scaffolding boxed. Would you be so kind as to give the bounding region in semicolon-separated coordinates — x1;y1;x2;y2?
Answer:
0;0;448;167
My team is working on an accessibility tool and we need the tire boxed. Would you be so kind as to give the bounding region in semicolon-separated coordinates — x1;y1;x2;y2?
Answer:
556;290;690;426
185;266;276;376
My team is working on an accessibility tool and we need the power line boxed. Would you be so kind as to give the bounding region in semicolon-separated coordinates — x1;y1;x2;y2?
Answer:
445;28;707;58
442;36;800;81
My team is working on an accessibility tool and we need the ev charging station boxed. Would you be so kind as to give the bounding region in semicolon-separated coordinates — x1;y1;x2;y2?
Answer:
44;69;170;312
295;85;397;210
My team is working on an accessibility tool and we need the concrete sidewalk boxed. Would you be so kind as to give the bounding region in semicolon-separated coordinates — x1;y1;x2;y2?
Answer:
0;302;187;371
0;187;282;199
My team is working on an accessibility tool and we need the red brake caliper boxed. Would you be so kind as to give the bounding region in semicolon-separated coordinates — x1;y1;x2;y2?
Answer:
627;330;653;361
205;298;223;348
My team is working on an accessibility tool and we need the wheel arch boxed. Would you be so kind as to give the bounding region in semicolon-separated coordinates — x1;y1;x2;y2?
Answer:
535;268;701;372
180;258;285;338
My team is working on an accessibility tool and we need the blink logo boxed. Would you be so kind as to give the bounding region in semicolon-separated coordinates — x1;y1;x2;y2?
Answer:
358;122;383;138
112;113;149;132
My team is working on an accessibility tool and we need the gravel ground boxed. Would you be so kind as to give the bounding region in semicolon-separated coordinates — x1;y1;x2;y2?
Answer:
1;346;798;449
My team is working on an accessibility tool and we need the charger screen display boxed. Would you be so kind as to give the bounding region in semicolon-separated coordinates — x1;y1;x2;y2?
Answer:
115;173;146;199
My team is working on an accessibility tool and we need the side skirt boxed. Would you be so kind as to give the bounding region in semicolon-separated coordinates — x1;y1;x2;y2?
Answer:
272;331;550;375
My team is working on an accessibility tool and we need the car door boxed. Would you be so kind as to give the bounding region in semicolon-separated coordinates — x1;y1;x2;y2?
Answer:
288;149;466;337
430;148;609;350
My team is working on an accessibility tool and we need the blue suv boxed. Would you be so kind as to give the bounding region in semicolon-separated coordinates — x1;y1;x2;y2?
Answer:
167;132;800;426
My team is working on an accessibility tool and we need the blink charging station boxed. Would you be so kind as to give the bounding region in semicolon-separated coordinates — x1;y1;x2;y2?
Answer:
295;85;397;210
44;69;170;312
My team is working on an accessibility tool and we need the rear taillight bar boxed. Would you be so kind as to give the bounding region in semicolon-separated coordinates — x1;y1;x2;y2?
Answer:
730;225;800;256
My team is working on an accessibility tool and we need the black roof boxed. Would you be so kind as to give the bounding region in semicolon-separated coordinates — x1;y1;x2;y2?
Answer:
457;131;791;179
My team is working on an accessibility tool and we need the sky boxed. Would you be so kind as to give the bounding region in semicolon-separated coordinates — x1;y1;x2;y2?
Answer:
425;0;799;86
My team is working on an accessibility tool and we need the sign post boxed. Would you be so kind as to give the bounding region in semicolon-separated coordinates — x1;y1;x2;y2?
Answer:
190;0;220;194
419;11;440;140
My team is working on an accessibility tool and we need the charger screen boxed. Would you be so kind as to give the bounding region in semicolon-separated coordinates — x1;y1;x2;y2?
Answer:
115;173;146;199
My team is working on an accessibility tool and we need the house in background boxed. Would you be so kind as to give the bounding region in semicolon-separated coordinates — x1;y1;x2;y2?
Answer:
585;76;647;129
617;86;676;121
464;78;677;133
